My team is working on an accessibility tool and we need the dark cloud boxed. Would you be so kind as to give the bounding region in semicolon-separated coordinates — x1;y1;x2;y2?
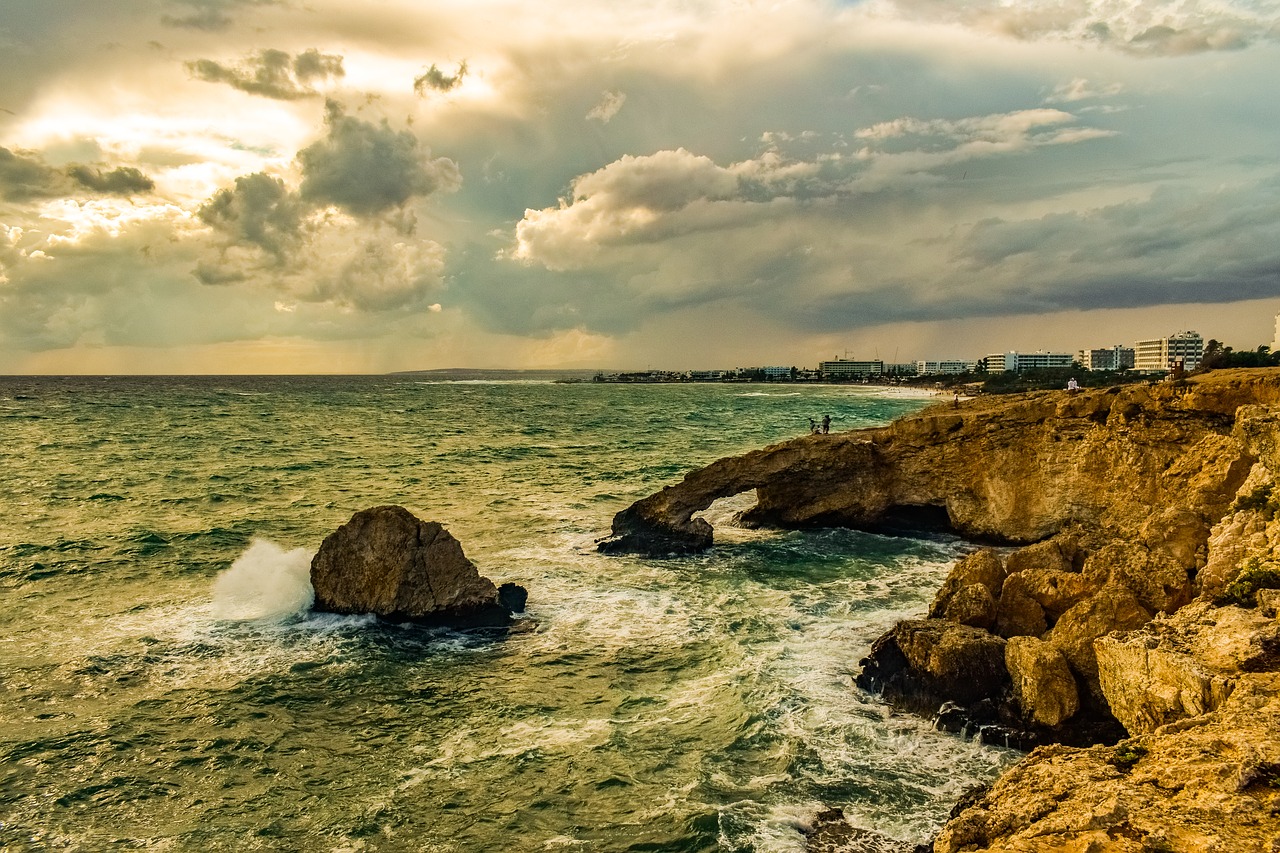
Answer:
198;172;304;259
162;0;280;31
298;101;460;216
187;49;345;100
67;165;155;195
1;147;156;200
414;62;468;96
0;147;63;201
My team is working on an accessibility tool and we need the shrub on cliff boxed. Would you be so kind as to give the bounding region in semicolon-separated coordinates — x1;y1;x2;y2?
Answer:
1216;556;1280;608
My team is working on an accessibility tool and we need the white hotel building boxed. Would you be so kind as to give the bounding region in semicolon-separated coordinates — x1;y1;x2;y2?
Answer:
1134;331;1204;372
982;351;1074;372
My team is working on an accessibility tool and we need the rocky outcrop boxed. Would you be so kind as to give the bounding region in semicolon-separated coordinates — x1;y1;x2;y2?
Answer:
600;370;1280;556
602;370;1280;850
310;505;526;627
928;399;1280;850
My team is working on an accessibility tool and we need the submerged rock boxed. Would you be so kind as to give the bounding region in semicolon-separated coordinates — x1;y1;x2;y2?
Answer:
310;505;526;627
803;807;929;853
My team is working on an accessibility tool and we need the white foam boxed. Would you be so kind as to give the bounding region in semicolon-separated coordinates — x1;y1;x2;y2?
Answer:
210;538;315;622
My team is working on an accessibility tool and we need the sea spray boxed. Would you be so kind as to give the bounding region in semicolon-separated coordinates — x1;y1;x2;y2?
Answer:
211;538;314;621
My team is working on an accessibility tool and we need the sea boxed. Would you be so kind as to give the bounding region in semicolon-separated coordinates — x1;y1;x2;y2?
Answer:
0;374;1017;852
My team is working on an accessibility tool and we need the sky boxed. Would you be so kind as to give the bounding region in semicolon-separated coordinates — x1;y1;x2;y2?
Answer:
1;0;1279;373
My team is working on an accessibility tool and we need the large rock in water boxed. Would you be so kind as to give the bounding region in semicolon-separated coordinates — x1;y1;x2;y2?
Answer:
310;505;524;627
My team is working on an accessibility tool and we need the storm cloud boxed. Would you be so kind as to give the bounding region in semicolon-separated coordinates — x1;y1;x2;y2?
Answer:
198;171;304;260
298;102;460;216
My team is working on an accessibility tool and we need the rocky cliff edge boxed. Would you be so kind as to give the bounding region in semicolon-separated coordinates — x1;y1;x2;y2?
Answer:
601;369;1280;851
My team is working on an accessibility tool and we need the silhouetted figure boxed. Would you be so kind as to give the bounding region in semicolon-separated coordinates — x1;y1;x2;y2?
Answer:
821;414;831;434
808;417;819;434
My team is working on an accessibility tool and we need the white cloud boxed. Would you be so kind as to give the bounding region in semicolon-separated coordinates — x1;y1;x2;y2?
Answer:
586;90;627;123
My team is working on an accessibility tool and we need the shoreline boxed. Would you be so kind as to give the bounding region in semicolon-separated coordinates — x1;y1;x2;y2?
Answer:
600;368;1280;851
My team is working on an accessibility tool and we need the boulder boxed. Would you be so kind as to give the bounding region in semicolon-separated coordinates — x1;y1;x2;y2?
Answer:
1047;583;1150;690
1005;636;1079;728
1000;568;1093;626
994;586;1048;639
941;583;998;630
1095;600;1280;736
1003;534;1083;576
1083;541;1192;615
857;619;1008;713
310;505;525;627
929;549;1006;618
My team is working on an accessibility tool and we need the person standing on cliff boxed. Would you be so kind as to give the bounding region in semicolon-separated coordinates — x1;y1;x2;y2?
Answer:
821;414;831;434
1067;377;1079;394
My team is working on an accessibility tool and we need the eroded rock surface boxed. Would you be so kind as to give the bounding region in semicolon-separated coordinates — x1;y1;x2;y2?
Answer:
600;370;1280;556
604;371;1280;849
311;505;524;627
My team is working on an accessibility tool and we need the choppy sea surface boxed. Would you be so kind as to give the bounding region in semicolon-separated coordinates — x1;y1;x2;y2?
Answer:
0;375;1016;852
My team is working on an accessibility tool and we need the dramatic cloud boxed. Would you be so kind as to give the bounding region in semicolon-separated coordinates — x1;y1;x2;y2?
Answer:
0;147;63;201
297;102;460;216
187;49;345;100
198;171;304;260
67;165;156;195
2;0;1279;372
513;108;1113;269
413;62;468;96
1;148;155;201
874;0;1280;55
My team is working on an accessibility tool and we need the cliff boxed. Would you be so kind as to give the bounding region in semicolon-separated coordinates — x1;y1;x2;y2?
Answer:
600;370;1280;557
602;368;1280;851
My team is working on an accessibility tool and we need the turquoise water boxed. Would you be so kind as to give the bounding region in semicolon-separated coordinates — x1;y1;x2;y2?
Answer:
0;376;1016;851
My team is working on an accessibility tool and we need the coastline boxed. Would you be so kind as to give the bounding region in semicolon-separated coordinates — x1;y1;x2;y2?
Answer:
602;368;1280;851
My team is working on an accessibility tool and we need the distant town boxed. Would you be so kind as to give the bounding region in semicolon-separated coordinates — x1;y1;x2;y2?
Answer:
593;322;1280;391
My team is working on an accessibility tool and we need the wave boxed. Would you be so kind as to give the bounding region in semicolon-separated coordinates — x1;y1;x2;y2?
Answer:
210;539;314;622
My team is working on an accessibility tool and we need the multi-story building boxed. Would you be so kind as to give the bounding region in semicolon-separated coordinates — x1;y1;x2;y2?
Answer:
884;363;919;377
916;360;978;375
819;359;883;378
982;351;1074;372
761;366;791;380
1077;345;1136;371
1134;331;1204;372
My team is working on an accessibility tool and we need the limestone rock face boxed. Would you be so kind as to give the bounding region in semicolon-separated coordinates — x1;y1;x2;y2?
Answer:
1005;636;1079;728
310;505;522;627
1095;600;1280;736
935;667;1280;853
856;620;1008;713
600;370;1280;555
